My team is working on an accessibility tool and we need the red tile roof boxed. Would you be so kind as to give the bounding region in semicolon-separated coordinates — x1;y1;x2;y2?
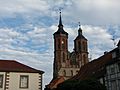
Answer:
0;60;44;74
71;51;112;80
47;76;65;89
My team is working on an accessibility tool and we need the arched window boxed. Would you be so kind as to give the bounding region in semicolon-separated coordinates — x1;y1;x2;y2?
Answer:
82;42;86;51
71;70;73;76
58;39;60;49
78;41;81;51
63;53;65;62
83;55;86;64
63;70;66;76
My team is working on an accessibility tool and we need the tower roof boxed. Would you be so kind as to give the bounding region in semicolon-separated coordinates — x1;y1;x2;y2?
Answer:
75;24;87;40
54;12;68;36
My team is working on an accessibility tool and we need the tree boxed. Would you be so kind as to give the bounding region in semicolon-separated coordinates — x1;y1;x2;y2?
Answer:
56;78;107;90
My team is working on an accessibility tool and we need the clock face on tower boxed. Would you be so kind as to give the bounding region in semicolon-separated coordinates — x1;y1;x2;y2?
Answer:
61;40;65;49
62;40;64;44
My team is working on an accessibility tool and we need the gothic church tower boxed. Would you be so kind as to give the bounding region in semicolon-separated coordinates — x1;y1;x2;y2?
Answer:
53;12;89;80
45;12;89;90
74;25;89;67
53;12;68;78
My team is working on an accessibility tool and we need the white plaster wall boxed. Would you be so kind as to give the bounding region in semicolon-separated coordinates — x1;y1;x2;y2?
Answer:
0;72;5;90
9;72;41;90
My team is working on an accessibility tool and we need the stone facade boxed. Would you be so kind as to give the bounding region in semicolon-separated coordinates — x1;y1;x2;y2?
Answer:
53;12;89;80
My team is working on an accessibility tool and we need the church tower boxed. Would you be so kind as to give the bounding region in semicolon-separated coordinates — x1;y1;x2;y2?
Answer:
53;12;68;78
74;24;89;67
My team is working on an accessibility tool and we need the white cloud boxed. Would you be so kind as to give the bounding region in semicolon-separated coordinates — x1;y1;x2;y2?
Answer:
0;0;120;88
0;0;50;17
0;0;120;25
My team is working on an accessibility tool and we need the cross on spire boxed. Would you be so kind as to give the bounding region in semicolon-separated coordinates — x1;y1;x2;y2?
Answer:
78;21;82;36
78;22;81;28
58;10;63;28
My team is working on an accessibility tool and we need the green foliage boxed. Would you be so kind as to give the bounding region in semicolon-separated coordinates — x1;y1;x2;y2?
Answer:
56;78;107;90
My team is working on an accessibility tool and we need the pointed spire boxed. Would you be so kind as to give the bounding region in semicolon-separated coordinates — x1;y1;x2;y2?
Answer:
54;11;68;36
78;22;82;36
58;11;63;28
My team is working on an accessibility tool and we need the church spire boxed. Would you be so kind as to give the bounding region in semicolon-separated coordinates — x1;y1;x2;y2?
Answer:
59;12;63;26
53;11;68;36
58;12;63;28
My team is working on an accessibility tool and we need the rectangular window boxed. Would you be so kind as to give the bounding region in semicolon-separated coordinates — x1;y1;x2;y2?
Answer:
118;63;120;72
0;75;3;88
118;79;120;90
110;67;115;74
20;75;29;88
111;80;117;90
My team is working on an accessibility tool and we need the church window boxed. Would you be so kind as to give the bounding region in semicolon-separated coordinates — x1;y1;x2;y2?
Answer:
83;55;86;64
83;42;86;51
63;53;65;62
63;70;66;76
58;39;60;49
71;70;73;76
78;41;81;51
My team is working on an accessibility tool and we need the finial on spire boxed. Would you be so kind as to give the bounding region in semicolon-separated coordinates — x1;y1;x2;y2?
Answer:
78;22;81;28
58;10;63;27
78;21;82;36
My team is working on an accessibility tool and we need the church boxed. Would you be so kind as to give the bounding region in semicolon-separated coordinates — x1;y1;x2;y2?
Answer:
45;12;89;89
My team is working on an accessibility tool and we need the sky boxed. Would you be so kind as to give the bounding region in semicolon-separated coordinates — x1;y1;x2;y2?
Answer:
0;0;120;88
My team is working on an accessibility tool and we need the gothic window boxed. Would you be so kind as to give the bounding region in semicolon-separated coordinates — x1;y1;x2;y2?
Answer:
71;70;73;76
58;39;60;49
0;75;3;88
63;70;66;76
82;42;86;51
78;41;81;51
63;53;65;62
20;75;29;88
83;55;86;64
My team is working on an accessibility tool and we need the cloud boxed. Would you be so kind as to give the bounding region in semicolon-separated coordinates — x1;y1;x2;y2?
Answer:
0;0;120;88
0;0;120;25
0;0;50;17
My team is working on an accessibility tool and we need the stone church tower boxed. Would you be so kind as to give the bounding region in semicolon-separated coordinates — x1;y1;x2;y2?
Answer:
53;12;89;80
45;12;89;90
53;12;68;78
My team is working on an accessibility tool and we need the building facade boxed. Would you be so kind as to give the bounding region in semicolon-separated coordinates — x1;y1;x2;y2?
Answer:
0;60;44;90
53;12;88;80
45;12;89;89
105;40;120;90
71;40;120;90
